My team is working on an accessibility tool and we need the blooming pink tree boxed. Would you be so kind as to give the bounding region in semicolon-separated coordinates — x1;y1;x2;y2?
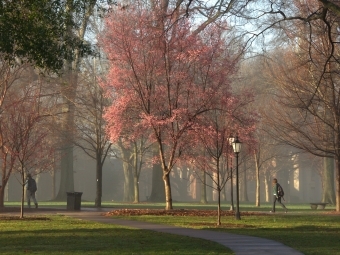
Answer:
100;5;245;210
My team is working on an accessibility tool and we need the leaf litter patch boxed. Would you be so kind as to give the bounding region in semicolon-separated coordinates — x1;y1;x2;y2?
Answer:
105;209;266;217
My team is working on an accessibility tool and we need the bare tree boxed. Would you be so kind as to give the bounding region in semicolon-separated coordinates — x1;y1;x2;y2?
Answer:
2;78;58;218
264;35;340;209
113;137;152;203
72;57;112;207
56;0;111;200
0;59;27;207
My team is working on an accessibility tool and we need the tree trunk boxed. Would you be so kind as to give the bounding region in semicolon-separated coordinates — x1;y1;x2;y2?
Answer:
217;162;221;226
56;144;74;200
55;0;97;201
223;185;227;202
0;186;4;208
336;157;340;211
95;157;103;207
133;174;139;203
51;164;56;200
254;152;260;207
0;158;6;207
55;70;77;200
123;160;134;202
230;166;234;211
149;148;165;202
240;161;248;202
322;156;336;204
200;171;207;204
163;172;173;210
265;173;270;202
133;145;140;203
20;173;25;219
217;188;221;226
120;146;134;202
1;153;14;207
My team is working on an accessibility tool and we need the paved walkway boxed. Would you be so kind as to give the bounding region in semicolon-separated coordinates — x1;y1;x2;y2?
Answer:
1;207;304;255
66;208;303;255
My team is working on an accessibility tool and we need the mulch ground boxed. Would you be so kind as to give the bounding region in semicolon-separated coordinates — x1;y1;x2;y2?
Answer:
1;206;338;220
104;209;269;228
104;209;267;217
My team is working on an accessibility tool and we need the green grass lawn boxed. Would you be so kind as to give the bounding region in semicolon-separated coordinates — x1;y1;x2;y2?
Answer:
2;201;339;255
119;213;340;255
0;215;232;255
105;202;339;255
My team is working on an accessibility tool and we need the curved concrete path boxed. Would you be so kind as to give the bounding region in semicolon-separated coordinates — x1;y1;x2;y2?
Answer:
62;208;304;255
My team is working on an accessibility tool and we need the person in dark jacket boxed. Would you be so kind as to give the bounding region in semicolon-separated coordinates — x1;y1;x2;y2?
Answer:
26;174;38;208
270;178;287;213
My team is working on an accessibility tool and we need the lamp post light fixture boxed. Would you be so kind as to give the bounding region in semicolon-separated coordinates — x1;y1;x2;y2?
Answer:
232;136;242;220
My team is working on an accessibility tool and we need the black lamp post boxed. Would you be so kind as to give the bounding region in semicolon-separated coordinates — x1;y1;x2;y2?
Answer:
232;136;242;220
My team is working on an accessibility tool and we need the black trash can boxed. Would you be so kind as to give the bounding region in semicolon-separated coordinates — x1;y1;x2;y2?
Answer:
66;192;83;210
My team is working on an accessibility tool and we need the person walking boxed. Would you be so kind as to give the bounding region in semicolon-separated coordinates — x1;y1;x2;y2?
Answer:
26;174;38;209
270;178;287;213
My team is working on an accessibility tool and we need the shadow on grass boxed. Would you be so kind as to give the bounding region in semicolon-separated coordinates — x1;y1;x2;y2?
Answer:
0;220;232;255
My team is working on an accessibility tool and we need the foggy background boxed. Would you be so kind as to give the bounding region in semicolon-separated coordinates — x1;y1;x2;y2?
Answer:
3;148;325;205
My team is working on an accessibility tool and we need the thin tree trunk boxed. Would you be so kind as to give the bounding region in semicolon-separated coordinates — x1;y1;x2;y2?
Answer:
223;185;227;202
230;166;234;211
5;183;8;202
265;174;270;202
133;175;139;203
133;147;139;203
95;157;103;207
241;161;248;202
51;165;56;200
200;171;207;204
0;186;4;208
163;172;173;210
337;157;340;211
254;151;260;207
217;188;221;226
217;163;221;226
322;156;336;204
0;157;6;207
20;173;25;219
